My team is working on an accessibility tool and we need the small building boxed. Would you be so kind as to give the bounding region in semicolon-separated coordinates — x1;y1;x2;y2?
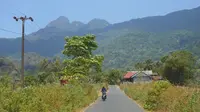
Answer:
151;74;163;81
123;71;156;83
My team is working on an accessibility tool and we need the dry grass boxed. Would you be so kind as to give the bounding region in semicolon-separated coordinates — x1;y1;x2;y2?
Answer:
120;82;200;112
0;83;99;112
158;86;200;112
120;83;152;105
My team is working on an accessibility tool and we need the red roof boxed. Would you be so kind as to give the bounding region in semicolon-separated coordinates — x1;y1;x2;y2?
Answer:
124;72;137;79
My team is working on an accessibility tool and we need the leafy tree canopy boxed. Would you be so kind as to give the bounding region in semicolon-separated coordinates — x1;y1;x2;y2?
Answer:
162;50;196;84
62;35;104;80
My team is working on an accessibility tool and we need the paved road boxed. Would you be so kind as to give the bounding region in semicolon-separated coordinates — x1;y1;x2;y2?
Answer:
85;85;144;112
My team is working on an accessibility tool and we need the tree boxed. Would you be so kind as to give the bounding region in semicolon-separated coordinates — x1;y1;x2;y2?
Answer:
162;50;196;84
135;62;145;70
195;59;200;68
152;61;163;75
106;69;122;85
62;35;104;81
0;57;20;76
63;35;98;58
36;58;62;84
135;59;153;71
89;72;107;83
144;59;154;70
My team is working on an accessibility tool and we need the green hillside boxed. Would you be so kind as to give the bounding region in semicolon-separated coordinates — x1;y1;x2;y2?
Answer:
0;6;200;70
96;30;200;70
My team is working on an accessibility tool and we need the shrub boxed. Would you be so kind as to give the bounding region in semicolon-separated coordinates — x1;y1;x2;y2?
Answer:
144;81;171;110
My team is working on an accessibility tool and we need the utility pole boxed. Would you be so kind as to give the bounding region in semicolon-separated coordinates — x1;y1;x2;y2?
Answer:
13;16;33;88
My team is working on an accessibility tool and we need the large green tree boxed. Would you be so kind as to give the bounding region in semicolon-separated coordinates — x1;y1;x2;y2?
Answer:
62;35;104;80
162;50;196;84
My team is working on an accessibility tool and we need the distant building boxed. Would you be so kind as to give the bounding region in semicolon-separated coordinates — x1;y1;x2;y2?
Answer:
123;70;162;83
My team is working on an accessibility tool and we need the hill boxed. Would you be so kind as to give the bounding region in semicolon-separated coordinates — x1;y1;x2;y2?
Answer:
96;31;200;69
106;6;200;32
27;17;110;41
0;6;200;69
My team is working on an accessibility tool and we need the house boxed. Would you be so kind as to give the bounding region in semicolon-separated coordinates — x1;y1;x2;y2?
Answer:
123;70;161;83
151;74;163;81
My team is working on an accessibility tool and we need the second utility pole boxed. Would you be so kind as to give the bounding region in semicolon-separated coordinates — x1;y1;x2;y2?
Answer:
13;16;33;88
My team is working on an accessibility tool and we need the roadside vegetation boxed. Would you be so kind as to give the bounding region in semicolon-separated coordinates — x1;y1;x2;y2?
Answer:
1;34;200;112
0;34;111;112
120;81;200;112
0;76;99;112
120;50;200;112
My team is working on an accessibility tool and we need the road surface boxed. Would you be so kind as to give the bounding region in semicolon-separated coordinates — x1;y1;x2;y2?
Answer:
85;85;144;112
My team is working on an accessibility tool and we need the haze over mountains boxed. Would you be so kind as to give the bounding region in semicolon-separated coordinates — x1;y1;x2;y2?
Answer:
1;6;200;69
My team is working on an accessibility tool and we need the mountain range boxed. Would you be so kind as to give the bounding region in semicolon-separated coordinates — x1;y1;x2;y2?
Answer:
0;6;200;69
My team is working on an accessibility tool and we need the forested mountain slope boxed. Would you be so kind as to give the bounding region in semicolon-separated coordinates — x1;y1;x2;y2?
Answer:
1;6;200;69
96;31;200;69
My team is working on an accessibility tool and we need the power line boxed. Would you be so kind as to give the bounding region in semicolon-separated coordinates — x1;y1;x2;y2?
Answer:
2;11;36;36
11;12;18;16
0;28;21;35
26;22;35;29
16;10;42;29
10;10;40;35
16;9;26;16
15;10;34;29
33;21;41;29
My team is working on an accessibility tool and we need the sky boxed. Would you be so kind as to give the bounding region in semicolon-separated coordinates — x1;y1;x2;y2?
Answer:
0;0;200;38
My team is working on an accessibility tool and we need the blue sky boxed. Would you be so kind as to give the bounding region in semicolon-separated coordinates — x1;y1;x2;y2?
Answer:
0;0;200;38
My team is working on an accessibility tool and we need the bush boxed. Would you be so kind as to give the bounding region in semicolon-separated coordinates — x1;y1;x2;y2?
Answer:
0;75;12;87
144;81;171;110
24;75;38;86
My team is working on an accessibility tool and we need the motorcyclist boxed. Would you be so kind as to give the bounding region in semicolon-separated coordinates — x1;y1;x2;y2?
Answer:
101;86;107;99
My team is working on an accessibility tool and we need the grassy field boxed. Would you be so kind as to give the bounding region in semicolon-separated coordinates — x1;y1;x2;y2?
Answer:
0;80;104;112
120;81;200;112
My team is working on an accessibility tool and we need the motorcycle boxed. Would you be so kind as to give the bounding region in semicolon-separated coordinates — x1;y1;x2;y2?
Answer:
102;92;107;101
